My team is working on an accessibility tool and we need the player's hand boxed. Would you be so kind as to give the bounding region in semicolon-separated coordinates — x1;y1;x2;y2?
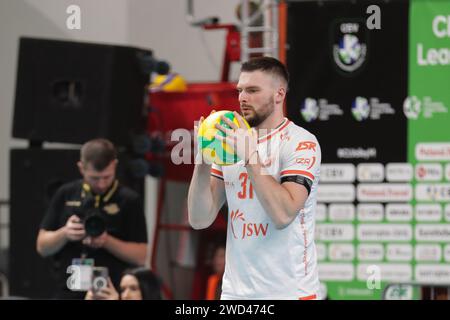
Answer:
64;215;86;241
82;231;109;249
215;111;258;165
194;110;216;165
93;278;119;300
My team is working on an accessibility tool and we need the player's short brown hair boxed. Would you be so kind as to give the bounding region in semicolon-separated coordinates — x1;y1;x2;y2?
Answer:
241;56;289;87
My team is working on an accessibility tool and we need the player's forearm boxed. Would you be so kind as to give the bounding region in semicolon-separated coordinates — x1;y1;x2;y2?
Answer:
36;228;68;257
103;235;148;266
187;164;216;229
246;159;303;229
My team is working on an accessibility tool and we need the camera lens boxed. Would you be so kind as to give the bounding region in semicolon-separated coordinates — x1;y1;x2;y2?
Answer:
84;213;106;237
93;277;107;291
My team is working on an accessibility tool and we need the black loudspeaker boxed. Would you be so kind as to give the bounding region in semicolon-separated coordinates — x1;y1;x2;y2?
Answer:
9;148;144;299
12;37;152;146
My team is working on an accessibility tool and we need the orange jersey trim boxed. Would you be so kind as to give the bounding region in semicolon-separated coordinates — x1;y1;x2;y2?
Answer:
211;168;223;177
299;294;317;300
258;119;291;143
280;170;314;180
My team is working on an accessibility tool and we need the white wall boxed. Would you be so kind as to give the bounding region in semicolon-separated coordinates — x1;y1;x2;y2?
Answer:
0;0;241;249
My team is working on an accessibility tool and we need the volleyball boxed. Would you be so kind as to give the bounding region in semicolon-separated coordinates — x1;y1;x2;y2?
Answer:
150;73;187;92
197;110;251;166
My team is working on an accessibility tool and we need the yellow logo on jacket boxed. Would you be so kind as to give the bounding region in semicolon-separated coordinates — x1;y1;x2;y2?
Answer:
103;203;120;215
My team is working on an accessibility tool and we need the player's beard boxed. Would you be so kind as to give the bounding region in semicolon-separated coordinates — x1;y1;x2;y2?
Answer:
241;99;275;127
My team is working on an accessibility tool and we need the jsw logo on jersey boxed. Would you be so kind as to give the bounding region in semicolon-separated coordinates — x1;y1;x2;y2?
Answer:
230;209;269;239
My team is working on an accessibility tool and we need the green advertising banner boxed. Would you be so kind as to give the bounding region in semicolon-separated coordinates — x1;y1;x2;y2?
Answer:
288;0;450;300
407;0;450;294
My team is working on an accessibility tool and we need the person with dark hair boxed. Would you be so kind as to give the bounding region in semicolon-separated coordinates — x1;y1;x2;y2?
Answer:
188;57;322;299
121;267;162;300
36;138;148;299
205;244;225;300
85;268;163;300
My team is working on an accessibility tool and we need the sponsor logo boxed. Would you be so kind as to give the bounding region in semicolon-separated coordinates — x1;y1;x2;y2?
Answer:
415;183;450;201
415;245;442;262
385;204;413;222
357;204;384;222
296;157;316;170
415;224;450;241
300;98;319;122
357;184;413;202
357;224;413;242
415;265;450;283
403;96;421;119
352;96;370;121
315;224;354;241
321;164;356;183
357;163;384;182
301;98;344;122
384;284;414;300
279;132;290;141
332;21;367;73
415;204;442;222
357;244;384;261
318;263;354;281
386;244;413;262
352;97;395;121
415;163;443;181
296;141;317;152
317;184;355;202
329;244;355;261
415;143;450;161
404;96;448;119
328;204;355;221
225;181;235;187
386;163;413;182
230;209;268;240
103;203;120;215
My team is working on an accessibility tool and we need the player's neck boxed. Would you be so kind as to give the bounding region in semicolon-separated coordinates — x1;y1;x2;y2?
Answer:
254;111;285;138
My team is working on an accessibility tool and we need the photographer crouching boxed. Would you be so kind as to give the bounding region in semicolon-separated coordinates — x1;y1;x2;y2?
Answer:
36;139;148;299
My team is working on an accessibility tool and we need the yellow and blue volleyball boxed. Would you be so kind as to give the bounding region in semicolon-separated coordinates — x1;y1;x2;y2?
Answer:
150;73;187;92
197;110;251;166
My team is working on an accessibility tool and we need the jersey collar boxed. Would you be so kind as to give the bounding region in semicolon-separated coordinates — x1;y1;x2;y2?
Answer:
257;118;291;144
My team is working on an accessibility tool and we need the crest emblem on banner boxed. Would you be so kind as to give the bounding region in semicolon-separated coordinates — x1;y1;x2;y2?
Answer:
332;20;368;73
301;97;319;122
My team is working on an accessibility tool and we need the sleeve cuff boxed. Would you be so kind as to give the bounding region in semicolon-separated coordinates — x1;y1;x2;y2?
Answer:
280;169;314;180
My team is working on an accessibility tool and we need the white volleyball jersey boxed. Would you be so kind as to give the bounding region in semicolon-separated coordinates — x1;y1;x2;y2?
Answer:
211;118;321;300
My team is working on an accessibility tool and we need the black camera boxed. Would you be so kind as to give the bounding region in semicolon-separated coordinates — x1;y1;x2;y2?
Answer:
91;267;109;293
76;196;106;237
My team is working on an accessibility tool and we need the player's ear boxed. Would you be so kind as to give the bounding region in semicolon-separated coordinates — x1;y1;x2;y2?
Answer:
275;86;286;104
